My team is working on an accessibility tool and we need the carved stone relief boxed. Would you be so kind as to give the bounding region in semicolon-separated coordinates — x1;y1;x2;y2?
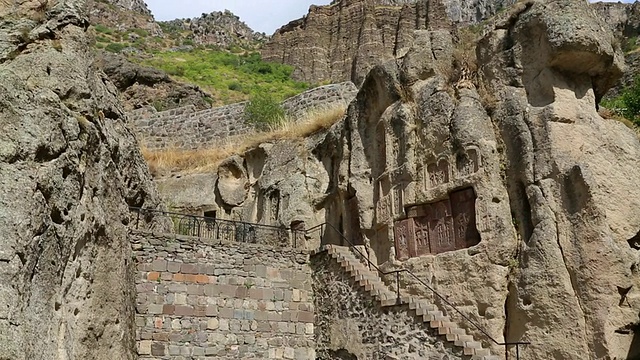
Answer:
451;188;480;249
457;148;480;177
428;199;455;254
376;175;392;223
427;158;450;188
395;187;480;259
413;216;430;256
393;218;414;261
392;184;404;217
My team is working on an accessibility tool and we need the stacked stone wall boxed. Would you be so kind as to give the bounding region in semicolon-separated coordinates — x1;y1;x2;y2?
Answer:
131;231;315;359
311;252;463;359
131;82;358;150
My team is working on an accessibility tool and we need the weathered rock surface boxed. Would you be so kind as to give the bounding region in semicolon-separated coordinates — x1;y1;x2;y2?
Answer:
0;1;163;359
99;52;214;111
87;0;162;36
160;10;267;50
261;0;515;85
592;1;640;98
157;0;640;359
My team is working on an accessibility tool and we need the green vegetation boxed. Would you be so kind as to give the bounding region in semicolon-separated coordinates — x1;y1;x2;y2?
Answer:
623;36;639;53
94;24;114;35
601;76;640;127
134;50;309;105
244;92;285;129
105;42;128;53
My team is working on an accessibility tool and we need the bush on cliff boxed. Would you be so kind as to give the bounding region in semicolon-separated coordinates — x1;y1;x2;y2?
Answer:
244;92;285;129
602;76;640;127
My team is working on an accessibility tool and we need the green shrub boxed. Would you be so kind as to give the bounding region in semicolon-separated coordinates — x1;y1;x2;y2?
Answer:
602;76;640;127
105;42;126;53
131;28;149;37
244;92;285;129
94;24;114;34
166;66;185;77
228;82;243;91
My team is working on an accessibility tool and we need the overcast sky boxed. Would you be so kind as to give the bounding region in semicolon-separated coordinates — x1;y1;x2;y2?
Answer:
145;0;332;35
145;0;633;35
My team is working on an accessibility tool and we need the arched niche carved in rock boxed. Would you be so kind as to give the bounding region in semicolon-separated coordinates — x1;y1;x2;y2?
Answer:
427;157;450;188
457;147;480;177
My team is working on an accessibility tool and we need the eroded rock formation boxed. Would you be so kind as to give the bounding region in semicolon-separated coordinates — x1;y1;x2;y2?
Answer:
159;0;640;358
260;0;515;85
99;52;214;112
0;1;163;359
159;10;268;50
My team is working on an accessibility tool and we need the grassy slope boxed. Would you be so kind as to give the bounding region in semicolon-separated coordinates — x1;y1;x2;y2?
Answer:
135;51;310;106
91;22;311;106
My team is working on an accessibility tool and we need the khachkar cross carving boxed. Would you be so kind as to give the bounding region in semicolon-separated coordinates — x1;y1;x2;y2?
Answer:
457;148;480;177
451;187;480;249
377;193;391;223
427;160;450;188
393;219;414;261
393;187;480;260
429;200;455;253
414;217;430;256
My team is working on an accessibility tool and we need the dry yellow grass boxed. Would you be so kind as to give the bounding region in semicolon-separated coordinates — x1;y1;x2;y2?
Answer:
143;105;347;175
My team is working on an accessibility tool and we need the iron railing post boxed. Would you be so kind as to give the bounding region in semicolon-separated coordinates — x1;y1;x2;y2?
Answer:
395;271;401;305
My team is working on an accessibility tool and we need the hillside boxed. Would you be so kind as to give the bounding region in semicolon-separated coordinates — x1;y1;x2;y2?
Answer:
88;1;310;110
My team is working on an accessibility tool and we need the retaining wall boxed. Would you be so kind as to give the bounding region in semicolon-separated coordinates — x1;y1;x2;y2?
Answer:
131;230;315;359
130;82;358;150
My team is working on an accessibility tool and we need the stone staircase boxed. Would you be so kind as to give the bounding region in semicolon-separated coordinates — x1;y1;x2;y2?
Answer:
314;244;501;360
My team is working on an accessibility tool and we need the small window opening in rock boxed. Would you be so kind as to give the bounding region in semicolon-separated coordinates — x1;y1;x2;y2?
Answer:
204;210;216;219
291;220;305;231
619;286;633;307
628;230;640;250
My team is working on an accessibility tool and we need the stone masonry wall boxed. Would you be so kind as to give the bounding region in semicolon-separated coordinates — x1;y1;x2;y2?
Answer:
311;253;463;360
131;230;316;359
131;82;358;150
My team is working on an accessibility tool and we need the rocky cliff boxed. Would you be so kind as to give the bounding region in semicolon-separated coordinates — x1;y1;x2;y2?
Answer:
159;10;267;50
593;1;640;98
261;0;515;85
87;0;161;36
0;0;164;359
98;52;214;111
156;0;640;358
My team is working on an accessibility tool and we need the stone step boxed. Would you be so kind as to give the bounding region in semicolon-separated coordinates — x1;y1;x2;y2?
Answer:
471;355;501;360
326;244;499;358
415;303;438;316
445;328;467;341
437;322;457;335
462;341;483;356
454;335;475;347
471;348;492;357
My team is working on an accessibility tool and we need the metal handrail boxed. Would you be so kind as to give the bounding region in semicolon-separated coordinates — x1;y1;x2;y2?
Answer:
305;222;530;360
129;207;529;358
129;207;294;247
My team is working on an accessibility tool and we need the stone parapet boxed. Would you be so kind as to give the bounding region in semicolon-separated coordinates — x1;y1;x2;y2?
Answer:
130;82;357;151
